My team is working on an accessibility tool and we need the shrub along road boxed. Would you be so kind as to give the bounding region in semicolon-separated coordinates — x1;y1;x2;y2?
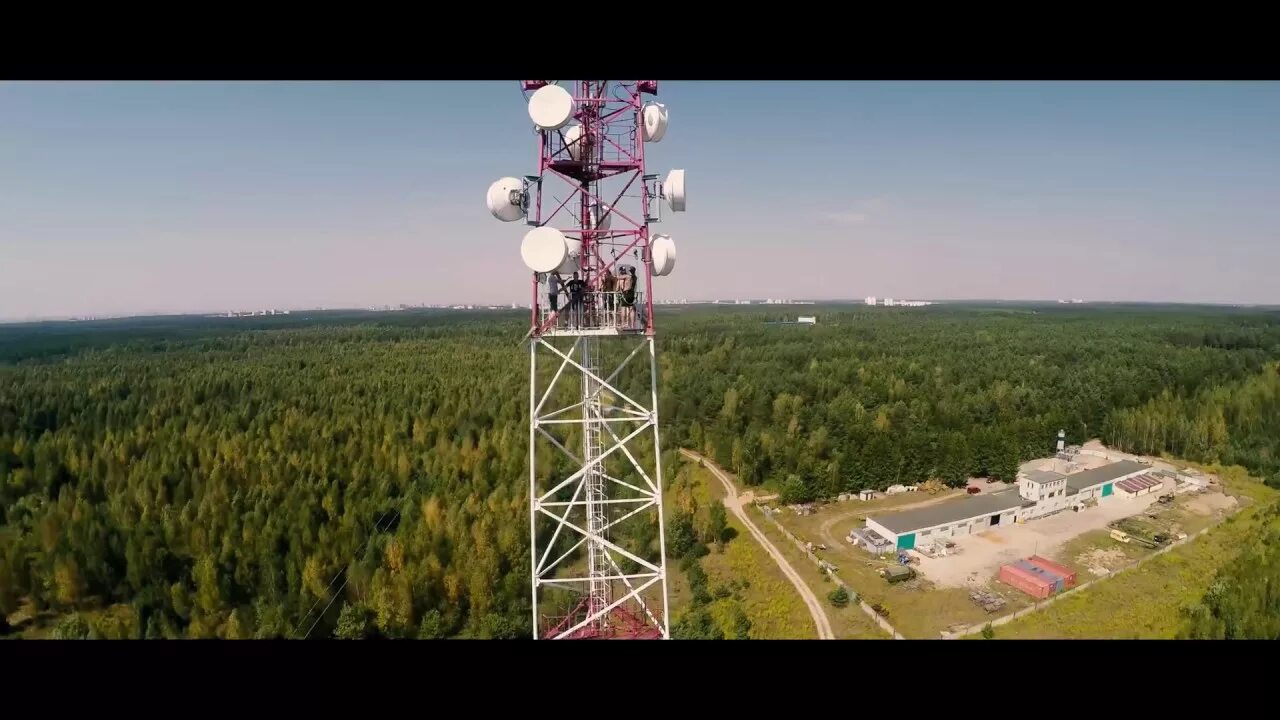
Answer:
679;449;835;640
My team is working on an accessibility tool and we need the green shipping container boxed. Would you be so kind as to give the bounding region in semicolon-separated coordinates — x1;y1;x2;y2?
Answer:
897;533;916;550
1102;483;1114;498
884;566;915;583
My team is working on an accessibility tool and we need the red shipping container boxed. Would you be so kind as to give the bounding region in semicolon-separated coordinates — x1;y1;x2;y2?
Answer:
1028;555;1077;588
999;563;1053;599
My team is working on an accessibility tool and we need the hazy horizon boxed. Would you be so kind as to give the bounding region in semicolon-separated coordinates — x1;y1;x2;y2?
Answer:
4;81;1280;321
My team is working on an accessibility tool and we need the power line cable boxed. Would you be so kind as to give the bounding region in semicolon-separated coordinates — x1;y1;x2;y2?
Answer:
300;508;401;640
292;485;419;639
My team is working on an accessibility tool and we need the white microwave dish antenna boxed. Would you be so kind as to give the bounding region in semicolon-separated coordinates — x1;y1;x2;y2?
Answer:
521;226;569;272
558;234;583;274
529;85;576;130
642;103;668;142
563;124;584;160
650;234;676;276
590;202;612;231
486;177;526;222
662;169;686;212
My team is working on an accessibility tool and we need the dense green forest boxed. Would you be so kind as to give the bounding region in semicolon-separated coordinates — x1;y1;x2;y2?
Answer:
1106;363;1280;486
2;304;1279;638
1182;502;1280;639
661;306;1280;499
1111;361;1280;639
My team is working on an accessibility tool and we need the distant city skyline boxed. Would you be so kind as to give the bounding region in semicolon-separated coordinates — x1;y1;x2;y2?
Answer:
4;81;1280;321
10;295;1280;325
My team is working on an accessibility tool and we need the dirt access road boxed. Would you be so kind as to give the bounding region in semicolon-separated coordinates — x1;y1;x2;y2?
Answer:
678;449;835;640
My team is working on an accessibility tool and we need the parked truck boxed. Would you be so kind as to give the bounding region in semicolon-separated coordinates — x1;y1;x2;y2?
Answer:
880;565;916;584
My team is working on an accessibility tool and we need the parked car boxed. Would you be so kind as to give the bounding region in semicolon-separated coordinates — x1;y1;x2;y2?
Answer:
966;486;981;495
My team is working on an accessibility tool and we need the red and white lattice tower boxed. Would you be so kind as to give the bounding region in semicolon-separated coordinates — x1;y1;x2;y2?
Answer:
486;80;685;639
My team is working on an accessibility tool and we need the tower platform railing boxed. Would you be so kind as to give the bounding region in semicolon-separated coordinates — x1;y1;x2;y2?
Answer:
538;290;646;337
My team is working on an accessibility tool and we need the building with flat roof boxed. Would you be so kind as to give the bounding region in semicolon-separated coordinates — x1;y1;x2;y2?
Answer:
865;489;1031;551
861;460;1152;552
1065;459;1147;503
1114;472;1164;498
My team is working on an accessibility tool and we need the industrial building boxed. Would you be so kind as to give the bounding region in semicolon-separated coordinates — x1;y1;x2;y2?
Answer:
864;489;1031;551
861;460;1151;552
1017;469;1070;518
1114;472;1164;498
1063;460;1147;504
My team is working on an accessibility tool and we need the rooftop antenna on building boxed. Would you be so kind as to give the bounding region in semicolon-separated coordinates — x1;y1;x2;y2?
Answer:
488;80;685;639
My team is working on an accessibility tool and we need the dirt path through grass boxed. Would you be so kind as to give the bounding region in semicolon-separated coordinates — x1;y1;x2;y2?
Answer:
679;449;835;640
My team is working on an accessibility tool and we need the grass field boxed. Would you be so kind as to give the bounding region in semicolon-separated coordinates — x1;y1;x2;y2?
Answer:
747;507;889;639
990;463;1277;639
1051;486;1232;580
765;502;1034;638
667;464;816;639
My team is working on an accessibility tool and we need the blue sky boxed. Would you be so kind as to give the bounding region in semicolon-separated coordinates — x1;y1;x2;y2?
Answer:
2;81;1278;319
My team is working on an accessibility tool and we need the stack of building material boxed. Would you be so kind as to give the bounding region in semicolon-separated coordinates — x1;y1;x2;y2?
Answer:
969;589;1007;613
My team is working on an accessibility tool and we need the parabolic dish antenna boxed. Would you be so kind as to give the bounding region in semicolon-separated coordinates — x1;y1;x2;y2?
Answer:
486;177;526;222
521;227;569;273
590;202;611;231
642;103;668;142
650;234;676;276
558;234;583;273
528;85;576;131
563;124;584;160
663;169;686;212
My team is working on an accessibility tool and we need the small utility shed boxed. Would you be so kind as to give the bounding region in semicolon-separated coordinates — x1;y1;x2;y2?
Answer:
865;489;1030;551
1065;460;1148;503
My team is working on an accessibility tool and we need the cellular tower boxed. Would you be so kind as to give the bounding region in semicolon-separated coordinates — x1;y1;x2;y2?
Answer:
486;80;685;639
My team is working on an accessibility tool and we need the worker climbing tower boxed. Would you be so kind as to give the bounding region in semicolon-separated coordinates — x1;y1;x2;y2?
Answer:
486;81;686;639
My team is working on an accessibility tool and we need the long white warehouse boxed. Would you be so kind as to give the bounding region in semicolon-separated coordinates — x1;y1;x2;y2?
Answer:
863;460;1150;551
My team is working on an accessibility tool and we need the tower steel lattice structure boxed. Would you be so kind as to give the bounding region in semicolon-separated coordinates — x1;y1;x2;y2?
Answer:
513;80;679;639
